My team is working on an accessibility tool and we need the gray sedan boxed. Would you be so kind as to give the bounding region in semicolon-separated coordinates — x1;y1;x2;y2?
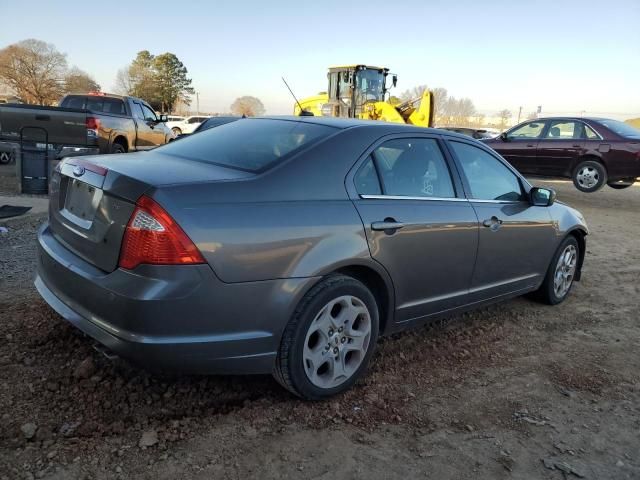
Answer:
35;116;588;399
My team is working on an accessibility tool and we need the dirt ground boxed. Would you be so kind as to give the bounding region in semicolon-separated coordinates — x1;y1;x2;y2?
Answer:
1;179;639;480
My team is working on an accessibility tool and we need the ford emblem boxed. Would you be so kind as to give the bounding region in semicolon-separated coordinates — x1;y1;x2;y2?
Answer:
72;165;86;177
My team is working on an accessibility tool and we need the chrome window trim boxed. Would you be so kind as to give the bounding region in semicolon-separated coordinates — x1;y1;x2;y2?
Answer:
359;194;468;202
359;194;526;204
468;198;525;204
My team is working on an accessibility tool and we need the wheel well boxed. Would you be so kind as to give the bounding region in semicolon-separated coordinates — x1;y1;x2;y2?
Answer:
113;136;128;152
574;154;606;174
567;229;587;281
334;265;392;334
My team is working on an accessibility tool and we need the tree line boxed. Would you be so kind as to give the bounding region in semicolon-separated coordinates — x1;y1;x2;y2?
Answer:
0;39;266;116
0;39;99;105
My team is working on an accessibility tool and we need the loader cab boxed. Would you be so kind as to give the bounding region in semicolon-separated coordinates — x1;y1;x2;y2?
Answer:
324;65;393;118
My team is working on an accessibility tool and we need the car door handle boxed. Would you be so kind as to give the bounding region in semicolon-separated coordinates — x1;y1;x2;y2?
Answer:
371;220;406;232
482;216;503;230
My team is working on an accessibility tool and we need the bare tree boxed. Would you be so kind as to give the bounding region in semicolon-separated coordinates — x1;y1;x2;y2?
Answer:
230;96;265;116
64;67;100;94
0;39;67;104
114;68;133;95
497;109;512;129
399;84;428;102
431;87;448;118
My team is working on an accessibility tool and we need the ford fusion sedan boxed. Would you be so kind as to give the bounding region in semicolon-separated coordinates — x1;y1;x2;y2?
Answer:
483;117;640;192
36;117;588;399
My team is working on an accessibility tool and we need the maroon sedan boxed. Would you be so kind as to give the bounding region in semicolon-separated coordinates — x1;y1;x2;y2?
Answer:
482;117;640;192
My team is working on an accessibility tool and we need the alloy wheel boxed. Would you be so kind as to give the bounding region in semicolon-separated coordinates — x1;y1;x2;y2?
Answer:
302;295;372;389
576;166;599;189
553;244;577;298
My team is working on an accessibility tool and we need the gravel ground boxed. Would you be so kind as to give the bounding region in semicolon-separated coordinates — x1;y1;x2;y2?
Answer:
1;180;639;480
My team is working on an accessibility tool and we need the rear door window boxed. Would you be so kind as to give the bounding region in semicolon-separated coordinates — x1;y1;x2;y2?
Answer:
157;119;336;172
102;98;126;115
371;138;455;198
544;120;580;139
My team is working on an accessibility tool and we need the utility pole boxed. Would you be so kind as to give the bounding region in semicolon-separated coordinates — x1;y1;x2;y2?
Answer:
196;92;200;115
517;106;522;124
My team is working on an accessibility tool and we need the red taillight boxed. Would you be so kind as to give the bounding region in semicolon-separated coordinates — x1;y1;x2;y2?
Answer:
86;116;100;130
118;196;205;270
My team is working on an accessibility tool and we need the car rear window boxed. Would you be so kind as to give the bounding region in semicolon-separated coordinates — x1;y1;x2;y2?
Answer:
597;119;640;139
60;95;85;109
157;119;337;172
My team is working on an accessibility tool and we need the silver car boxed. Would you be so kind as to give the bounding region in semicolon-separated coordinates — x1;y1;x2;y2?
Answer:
36;117;588;399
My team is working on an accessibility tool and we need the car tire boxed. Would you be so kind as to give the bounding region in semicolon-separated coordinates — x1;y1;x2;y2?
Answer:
533;236;580;305
572;160;607;192
273;274;379;400
608;178;636;190
110;143;126;154
172;127;182;136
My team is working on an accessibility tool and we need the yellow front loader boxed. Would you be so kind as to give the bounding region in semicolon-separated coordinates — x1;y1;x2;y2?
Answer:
294;65;434;127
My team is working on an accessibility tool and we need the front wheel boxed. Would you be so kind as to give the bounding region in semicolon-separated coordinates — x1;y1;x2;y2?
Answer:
572;160;606;192
608;178;636;190
274;275;379;400
534;236;580;305
171;127;182;136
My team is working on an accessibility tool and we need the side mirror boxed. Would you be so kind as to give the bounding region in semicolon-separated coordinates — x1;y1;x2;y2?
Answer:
392;75;397;87
530;187;556;207
158;114;168;122
500;132;509;142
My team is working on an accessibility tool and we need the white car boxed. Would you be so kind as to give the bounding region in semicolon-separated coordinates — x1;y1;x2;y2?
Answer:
166;116;211;136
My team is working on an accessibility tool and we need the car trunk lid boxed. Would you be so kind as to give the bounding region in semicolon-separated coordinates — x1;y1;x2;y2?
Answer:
48;151;252;272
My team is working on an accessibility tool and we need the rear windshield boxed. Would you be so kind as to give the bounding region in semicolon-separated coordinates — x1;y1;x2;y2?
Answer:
598;119;640;139
60;95;126;115
157;118;337;172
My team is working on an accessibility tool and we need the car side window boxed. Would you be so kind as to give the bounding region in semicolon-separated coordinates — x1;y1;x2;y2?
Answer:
450;141;524;201
141;104;157;122
507;121;545;140
354;156;382;195
102;98;126;115
188;117;200;124
584;124;599;139
545;120;580;139
371;138;455;198
133;103;146;120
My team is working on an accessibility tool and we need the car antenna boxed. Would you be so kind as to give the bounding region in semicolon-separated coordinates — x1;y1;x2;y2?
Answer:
282;77;313;116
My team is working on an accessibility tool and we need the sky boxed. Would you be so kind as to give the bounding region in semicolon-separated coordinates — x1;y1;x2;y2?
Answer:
1;0;639;119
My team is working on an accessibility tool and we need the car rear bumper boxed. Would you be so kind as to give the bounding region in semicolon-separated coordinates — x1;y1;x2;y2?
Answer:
36;222;317;374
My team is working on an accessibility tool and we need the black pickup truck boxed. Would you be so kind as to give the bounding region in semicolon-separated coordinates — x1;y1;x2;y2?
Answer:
0;93;174;163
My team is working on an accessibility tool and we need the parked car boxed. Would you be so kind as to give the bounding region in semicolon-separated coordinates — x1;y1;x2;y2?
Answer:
174;116;242;139
35;117;588;399
167;115;211;136
482;117;640;192
437;127;499;139
0;93;174;162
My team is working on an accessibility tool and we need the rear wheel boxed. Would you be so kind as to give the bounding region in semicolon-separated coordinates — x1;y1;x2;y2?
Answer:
608;178;636;190
534;236;579;305
274;275;379;400
110;142;126;154
572;160;606;192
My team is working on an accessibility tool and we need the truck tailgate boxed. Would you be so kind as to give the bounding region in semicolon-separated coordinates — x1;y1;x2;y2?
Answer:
0;104;88;146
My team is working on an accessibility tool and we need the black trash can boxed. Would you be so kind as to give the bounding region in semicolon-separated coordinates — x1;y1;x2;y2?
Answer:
20;127;49;195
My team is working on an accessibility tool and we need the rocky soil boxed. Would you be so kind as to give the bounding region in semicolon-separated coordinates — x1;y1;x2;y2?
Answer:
1;179;639;479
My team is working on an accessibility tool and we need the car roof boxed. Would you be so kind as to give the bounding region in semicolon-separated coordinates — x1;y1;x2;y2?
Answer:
256;115;450;135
